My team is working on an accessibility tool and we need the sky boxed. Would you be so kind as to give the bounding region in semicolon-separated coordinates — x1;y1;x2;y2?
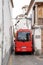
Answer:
12;0;31;25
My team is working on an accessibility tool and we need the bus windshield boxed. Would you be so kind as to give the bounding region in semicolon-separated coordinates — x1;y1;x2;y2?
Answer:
17;32;31;41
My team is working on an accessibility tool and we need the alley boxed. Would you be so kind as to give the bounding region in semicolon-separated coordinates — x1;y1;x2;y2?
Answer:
0;0;43;65
8;54;43;65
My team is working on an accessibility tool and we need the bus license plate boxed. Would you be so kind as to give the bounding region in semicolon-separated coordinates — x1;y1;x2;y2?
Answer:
22;46;26;48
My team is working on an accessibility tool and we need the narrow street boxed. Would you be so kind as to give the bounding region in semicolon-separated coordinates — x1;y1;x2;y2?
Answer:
8;54;43;65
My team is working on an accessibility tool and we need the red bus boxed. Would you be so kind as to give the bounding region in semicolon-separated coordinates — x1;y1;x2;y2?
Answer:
14;29;34;54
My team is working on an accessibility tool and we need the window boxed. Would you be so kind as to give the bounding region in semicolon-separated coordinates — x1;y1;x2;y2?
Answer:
17;32;31;41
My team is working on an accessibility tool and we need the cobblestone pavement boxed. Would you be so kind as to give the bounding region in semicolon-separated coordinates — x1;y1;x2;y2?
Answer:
8;54;43;65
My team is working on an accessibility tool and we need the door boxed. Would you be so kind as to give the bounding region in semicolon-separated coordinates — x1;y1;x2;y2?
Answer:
37;5;43;25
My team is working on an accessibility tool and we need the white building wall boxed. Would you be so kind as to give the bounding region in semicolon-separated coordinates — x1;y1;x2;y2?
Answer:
15;18;28;32
3;0;11;58
26;19;32;29
22;8;28;14
0;0;12;65
15;18;32;32
32;9;34;26
35;0;43;2
34;28;41;53
0;0;2;65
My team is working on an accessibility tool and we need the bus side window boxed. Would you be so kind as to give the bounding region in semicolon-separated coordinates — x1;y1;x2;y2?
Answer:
26;33;31;41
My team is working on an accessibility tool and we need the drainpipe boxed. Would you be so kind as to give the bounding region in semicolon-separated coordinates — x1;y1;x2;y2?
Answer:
2;0;4;65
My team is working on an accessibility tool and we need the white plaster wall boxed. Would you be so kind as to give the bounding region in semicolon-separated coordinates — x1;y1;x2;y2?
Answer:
15;18;32;32
0;0;2;65
35;0;43;2
3;0;12;58
0;0;12;64
26;19;31;29
34;28;41;51
32;9;34;26
22;8;28;14
15;18;28;32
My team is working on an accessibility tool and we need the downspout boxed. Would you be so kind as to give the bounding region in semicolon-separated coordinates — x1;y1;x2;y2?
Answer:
2;0;4;65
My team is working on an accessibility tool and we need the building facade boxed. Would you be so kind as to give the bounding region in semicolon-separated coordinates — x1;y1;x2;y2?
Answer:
32;0;43;54
15;16;32;33
0;0;13;65
26;0;43;54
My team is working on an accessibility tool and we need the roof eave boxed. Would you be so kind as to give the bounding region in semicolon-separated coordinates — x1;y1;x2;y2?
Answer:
25;0;34;15
10;0;14;8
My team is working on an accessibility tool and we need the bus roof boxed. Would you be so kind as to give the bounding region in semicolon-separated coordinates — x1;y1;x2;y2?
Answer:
17;29;32;33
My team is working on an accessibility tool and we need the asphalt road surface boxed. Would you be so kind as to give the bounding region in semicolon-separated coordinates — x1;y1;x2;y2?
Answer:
9;53;43;65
